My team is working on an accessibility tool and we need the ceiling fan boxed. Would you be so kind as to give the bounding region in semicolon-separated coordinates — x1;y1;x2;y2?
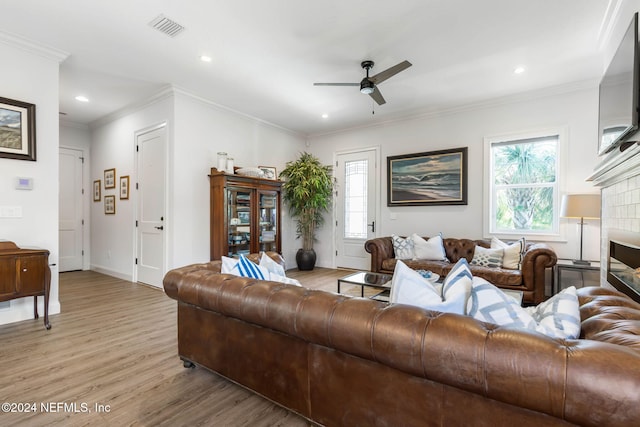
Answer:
314;60;412;105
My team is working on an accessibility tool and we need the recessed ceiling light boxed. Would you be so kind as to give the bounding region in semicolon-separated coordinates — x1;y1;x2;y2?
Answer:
75;95;89;102
514;66;525;74
321;113;329;119
200;55;212;63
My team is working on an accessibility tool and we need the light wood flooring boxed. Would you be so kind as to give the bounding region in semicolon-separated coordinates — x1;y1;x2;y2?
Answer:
0;267;361;427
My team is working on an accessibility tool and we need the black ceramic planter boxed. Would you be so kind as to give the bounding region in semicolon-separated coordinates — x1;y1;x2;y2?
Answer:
295;248;316;271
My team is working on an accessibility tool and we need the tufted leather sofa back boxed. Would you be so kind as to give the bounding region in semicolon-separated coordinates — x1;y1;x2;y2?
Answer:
164;262;640;426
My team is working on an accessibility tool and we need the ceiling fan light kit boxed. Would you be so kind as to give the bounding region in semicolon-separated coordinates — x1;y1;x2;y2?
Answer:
314;59;412;106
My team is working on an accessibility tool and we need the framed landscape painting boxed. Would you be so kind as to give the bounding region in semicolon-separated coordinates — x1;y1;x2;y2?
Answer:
0;97;36;161
387;147;467;206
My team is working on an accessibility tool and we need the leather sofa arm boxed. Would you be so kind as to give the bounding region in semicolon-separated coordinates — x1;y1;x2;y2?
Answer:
364;237;394;272
520;243;557;303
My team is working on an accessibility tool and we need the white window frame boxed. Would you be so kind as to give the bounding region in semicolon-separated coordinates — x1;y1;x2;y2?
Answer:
483;127;567;241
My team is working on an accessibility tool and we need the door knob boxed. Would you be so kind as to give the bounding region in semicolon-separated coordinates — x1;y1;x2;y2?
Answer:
155;226;164;230
367;221;375;232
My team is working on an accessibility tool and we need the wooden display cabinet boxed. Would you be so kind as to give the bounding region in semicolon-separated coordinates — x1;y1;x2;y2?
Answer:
209;168;282;260
0;241;51;329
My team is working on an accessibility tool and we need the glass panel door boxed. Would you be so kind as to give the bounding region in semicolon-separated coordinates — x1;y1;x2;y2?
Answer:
258;191;278;253
227;188;252;256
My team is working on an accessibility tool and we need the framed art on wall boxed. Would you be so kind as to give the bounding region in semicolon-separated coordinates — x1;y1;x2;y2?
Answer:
0;96;36;161
120;175;129;200
93;180;101;202
104;195;116;214
104;168;116;189
387;147;468;206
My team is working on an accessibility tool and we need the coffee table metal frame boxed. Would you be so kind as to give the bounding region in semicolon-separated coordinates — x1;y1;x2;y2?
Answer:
337;271;393;299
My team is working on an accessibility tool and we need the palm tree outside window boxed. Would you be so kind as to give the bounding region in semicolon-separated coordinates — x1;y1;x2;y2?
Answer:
489;134;559;235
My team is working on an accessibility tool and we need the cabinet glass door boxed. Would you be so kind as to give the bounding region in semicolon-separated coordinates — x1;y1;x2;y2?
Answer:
258;191;278;253
227;188;252;256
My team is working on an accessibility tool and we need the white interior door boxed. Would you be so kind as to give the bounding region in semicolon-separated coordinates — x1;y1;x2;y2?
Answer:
136;125;166;287
335;148;378;270
59;147;84;272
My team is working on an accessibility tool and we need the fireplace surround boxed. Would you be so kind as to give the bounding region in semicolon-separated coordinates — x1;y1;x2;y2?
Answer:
590;141;640;299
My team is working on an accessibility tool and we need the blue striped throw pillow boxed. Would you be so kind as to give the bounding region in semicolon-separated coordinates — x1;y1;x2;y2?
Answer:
236;254;266;279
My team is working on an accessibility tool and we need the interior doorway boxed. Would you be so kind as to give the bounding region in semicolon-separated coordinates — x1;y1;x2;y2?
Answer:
335;147;379;270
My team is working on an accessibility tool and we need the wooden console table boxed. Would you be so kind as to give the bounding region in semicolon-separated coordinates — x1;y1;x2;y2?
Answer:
0;241;51;329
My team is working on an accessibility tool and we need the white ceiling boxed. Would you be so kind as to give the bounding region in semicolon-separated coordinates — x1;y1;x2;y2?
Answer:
0;0;616;136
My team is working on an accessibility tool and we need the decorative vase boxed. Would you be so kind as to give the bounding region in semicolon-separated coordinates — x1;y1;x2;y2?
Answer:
296;248;316;271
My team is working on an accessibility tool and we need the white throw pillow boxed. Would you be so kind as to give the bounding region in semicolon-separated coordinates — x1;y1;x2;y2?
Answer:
491;237;525;269
411;233;447;261
258;252;301;286
470;246;504;268
525;286;581;339
392;234;415;260
259;252;286;277
390;259;471;315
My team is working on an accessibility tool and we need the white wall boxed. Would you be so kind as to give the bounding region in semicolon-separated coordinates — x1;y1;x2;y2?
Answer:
308;86;602;267
90;93;173;280
89;88;306;280
60;122;92;270
171;91;306;270
0;42;63;325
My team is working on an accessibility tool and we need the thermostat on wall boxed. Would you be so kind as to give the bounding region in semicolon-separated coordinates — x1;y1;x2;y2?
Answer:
15;177;33;190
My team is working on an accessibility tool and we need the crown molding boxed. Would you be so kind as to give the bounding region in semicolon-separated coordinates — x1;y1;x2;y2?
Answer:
0;30;68;63
88;86;175;130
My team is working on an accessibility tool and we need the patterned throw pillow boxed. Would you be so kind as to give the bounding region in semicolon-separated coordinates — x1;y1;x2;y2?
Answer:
491;237;525;269
411;233;447;261
470;246;504;268
525;286;581;339
392;234;415;260
467;278;581;339
221;254;269;280
390;260;471;315
467;277;537;330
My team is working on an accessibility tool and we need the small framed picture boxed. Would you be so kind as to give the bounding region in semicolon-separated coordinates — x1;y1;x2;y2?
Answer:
104;195;116;215
93;180;101;202
104;168;116;189
120;175;130;200
259;166;277;180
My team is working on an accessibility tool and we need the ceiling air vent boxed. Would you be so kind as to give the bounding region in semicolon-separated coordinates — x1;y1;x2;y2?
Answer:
149;14;185;38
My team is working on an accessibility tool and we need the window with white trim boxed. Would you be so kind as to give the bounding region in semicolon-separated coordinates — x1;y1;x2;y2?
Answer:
487;133;560;236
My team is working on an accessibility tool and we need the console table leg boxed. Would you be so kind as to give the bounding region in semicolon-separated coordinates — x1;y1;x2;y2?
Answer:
33;296;39;319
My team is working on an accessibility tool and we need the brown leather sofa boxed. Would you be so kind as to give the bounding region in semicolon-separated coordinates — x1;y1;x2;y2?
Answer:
163;255;640;427
365;236;557;304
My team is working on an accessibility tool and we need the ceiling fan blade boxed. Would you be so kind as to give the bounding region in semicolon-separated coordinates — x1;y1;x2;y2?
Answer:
313;83;359;86
369;86;386;105
369;60;412;85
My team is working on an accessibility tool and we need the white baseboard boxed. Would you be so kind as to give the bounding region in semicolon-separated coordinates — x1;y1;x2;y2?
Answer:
0;297;61;327
90;264;133;282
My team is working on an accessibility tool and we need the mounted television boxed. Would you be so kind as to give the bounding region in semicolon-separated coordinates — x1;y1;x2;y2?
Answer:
598;12;640;155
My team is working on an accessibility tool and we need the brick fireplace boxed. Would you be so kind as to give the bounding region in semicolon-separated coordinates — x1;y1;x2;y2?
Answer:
590;142;640;301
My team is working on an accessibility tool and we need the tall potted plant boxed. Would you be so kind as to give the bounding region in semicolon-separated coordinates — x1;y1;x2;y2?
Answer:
279;152;333;270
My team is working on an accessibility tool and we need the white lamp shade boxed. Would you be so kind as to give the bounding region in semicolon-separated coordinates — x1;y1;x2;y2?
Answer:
560;194;601;219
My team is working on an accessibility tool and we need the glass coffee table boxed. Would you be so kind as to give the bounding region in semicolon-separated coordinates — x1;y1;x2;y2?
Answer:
337;271;393;301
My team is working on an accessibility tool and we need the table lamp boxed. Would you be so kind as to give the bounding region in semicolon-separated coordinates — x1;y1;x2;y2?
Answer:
560;194;601;265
